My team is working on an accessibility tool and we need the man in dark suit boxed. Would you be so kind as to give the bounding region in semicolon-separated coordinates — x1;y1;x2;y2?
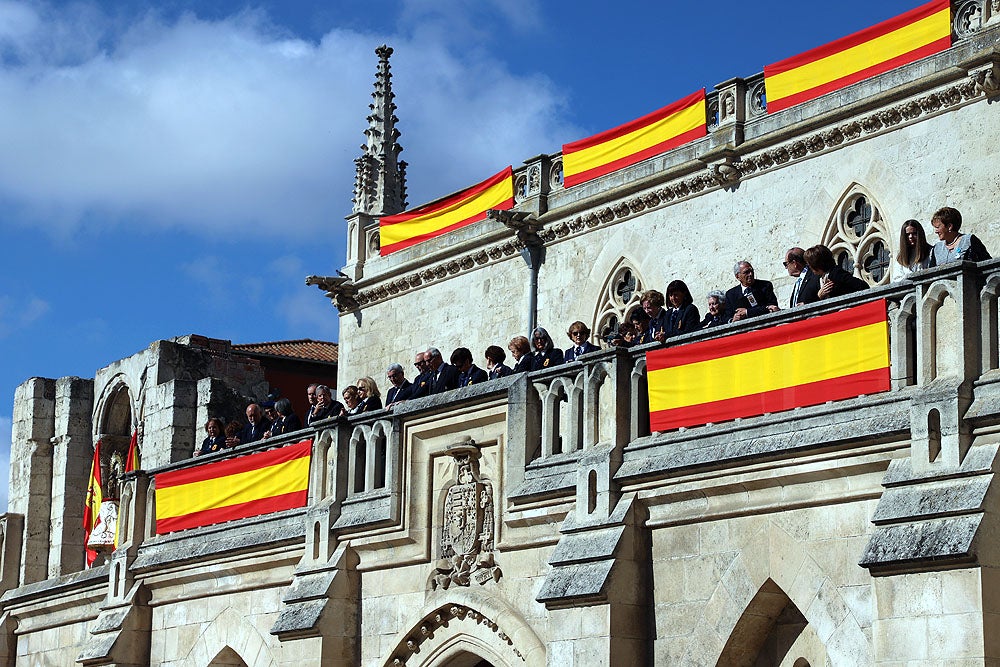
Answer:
385;363;415;405
307;385;344;425
409;351;432;398
565;321;600;361
784;247;821;307
724;261;780;323
451;347;487;387
237;403;271;445
426;347;460;394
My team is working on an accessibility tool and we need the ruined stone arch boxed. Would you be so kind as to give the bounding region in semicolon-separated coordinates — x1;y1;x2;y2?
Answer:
821;183;893;286
185;607;274;666
93;374;135;442
592;257;647;345
383;592;545;667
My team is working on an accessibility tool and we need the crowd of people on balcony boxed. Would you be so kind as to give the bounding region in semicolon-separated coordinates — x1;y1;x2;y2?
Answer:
194;207;990;457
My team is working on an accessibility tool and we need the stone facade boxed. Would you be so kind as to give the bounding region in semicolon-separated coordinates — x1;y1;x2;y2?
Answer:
2;7;1000;667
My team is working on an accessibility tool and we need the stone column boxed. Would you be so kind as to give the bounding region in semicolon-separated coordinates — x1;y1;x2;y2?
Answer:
10;378;56;585
48;376;94;577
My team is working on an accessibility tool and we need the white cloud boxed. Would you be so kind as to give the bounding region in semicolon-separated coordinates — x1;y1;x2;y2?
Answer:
0;1;577;240
0;415;10;512
0;294;50;338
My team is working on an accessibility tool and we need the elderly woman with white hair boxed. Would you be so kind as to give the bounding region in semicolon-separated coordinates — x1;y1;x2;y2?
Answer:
700;290;728;328
529;327;564;371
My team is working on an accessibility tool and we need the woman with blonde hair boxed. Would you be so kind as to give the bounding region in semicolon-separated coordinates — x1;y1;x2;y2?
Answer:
355;377;382;412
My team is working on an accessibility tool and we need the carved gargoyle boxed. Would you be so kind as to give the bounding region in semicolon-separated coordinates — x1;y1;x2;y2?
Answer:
710;161;741;186
969;61;1000;97
305;274;359;313
487;209;541;246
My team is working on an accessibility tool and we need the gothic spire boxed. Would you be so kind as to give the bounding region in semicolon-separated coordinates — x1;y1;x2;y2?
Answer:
352;44;408;217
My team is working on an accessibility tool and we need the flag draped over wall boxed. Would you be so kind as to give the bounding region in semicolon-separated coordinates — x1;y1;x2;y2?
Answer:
379;166;514;256
83;440;103;567
155;439;312;535
764;0;951;113
646;300;891;432
561;89;706;188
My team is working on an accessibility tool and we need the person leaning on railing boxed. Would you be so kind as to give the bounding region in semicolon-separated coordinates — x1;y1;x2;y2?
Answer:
664;280;700;337
356;376;383;412
931;206;991;265
195;417;227;457
700;290;728;329
804;245;869;300
265;398;302;438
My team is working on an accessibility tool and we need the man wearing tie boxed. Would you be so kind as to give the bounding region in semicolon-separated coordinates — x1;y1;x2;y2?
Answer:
723;261;780;323
564;321;600;362
784;247;820;307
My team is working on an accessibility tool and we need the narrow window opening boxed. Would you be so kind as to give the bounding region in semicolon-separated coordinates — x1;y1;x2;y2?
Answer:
587;470;598;514
928;408;942;463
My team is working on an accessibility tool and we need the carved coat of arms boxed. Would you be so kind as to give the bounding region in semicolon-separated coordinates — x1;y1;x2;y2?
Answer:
432;440;501;589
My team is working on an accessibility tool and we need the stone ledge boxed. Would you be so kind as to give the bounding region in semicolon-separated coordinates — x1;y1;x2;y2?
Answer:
859;514;982;572
536;560;615;605
547;526;625;566
871;476;992;525
132;512;305;570
617;398;910;481
881;444;998;487
0;564;107;605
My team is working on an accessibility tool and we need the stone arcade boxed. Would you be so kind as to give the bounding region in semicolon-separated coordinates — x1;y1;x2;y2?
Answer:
3;6;1000;666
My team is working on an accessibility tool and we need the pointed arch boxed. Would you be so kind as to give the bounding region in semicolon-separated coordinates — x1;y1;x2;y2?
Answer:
208;646;249;667
821;183;893;286
592;257;647;344
382;592;545;667
184;606;275;667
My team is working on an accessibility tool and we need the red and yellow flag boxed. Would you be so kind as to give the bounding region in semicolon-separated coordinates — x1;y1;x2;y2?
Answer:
379;166;514;256
562;90;706;188
764;0;951;113
154;439;312;534
83;440;103;567
647;300;890;432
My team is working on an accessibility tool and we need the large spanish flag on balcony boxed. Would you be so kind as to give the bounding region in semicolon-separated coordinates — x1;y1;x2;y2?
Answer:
647;300;890;432
562;90;706;188
379;166;514;256
764;0;951;113
155;439;311;534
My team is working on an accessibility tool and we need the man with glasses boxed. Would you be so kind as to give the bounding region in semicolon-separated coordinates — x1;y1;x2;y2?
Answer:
426;347;460;394
385;363;415;405
784;247;820;307
564;321;600;362
410;350;433;398
723;261;779;323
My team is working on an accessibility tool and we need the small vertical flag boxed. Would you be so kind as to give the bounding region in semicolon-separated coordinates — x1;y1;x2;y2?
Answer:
83;440;103;567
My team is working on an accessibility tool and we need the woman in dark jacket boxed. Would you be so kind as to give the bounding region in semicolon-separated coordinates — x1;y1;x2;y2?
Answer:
268;398;302;437
664;280;700;337
529;327;564;370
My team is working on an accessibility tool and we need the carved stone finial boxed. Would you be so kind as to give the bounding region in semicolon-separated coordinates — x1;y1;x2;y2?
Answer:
352;45;407;216
305;274;359;313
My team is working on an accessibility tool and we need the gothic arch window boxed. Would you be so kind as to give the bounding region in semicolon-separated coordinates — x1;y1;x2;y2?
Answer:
593;260;646;346
822;184;893;287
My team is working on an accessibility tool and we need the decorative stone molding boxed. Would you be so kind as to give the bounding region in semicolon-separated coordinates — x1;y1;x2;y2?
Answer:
385;603;525;665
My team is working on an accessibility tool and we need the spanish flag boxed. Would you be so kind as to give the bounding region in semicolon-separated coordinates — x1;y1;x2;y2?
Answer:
155;439;311;534
562;90;706;188
764;0;951;113
647;300;890;432
83;440;103;567
379;166;514;256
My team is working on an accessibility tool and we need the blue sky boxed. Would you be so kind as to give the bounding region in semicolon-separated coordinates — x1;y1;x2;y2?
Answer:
0;0;928;507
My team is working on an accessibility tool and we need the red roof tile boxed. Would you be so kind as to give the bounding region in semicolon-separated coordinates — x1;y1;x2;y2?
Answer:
234;339;339;363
